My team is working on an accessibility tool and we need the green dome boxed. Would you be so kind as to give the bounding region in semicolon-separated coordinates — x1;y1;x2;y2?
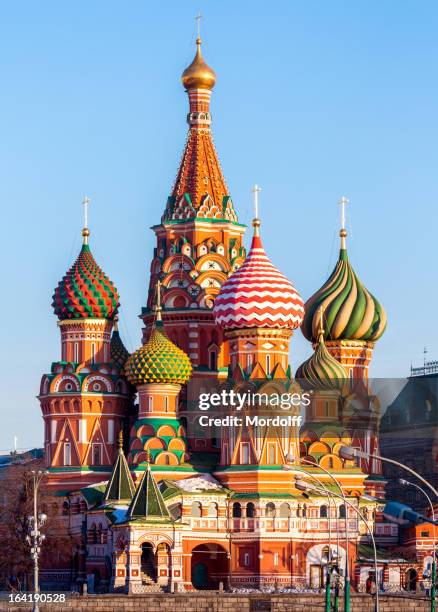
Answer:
296;327;347;391
124;323;192;386
52;243;119;320
302;248;386;343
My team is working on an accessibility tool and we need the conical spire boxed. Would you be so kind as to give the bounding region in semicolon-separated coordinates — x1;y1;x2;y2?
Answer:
127;462;171;520
103;431;136;503
163;35;237;223
110;318;130;368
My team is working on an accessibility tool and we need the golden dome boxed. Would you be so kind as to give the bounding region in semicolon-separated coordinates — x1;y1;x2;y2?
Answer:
181;38;216;91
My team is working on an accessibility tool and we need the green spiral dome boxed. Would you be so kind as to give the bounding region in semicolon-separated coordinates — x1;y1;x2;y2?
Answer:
302;248;386;343
124;322;192;386
296;330;347;391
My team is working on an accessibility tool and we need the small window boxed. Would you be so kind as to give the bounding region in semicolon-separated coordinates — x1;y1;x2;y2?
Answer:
266;354;271;374
339;504;346;519
421;530;430;537
164;396;169;412
246;502;256;518
64;442;71;466
241;442;250;464
148;396;153;412
209;350;217;370
74;342;79;363
244;552;250;566
91;343;96;364
232;502;242;518
92;443;102;466
267;443;276;464
274;553;279;566
320;505;328;518
191;501;202;517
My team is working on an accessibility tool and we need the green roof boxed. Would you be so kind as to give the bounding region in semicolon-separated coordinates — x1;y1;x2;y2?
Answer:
103;444;136;503
81;482;107;508
127;464;172;522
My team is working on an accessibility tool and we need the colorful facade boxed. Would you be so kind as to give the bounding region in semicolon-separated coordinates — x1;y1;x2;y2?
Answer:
38;37;402;594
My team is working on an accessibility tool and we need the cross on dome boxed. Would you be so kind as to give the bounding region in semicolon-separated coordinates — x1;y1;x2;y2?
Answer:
82;195;91;244
339;195;349;249
251;184;262;236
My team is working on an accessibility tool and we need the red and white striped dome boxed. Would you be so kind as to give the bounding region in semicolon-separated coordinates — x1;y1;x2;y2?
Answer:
213;224;304;330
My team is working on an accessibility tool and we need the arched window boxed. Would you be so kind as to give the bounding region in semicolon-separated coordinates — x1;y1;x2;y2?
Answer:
208;502;218;517
246;502;256;518
279;502;291;518
265;502;276;518
302;504;307;518
232;502;242;518
320;504;328;518
297;504;302;518
363;507;369;521
339;504;346;519
191;501;202;517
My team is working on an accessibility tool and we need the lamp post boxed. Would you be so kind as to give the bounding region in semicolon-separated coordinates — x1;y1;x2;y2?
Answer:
292;467;337;611
285;463;341;610
399;478;436;612
25;470;48;612
338;446;438;500
295;476;380;612
286;455;350;612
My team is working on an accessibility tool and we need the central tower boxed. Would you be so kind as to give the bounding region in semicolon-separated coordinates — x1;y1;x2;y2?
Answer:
141;38;246;377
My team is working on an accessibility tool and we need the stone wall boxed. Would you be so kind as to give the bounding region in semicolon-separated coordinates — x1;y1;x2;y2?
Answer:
1;592;431;612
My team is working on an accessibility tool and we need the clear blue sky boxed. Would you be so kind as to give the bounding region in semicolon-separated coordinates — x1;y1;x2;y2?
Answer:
1;1;437;451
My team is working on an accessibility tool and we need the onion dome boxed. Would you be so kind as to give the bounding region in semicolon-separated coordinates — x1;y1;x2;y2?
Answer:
124;283;192;386
110;319;130;368
213;218;304;330
302;226;386;343
181;38;216;90
296;310;347;390
52;229;119;320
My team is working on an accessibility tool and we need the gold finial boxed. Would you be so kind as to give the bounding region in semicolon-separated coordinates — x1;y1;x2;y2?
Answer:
339;196;349;249
251;184;262;237
155;279;162;322
118;429;124;452
145;450;152;465
181;28;216;91
82;196;91;244
317;307;325;343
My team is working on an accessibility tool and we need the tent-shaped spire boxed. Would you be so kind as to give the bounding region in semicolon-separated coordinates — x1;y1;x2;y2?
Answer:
127;461;171;520
103;431;136;503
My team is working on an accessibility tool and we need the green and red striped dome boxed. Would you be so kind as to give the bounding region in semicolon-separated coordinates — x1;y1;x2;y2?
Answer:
52;243;119;320
302;247;386;343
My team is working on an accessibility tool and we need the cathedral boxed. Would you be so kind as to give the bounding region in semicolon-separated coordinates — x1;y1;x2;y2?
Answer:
37;36;411;594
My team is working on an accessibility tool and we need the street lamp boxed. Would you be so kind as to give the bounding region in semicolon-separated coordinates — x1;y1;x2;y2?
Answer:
286;454;351;612
338;446;438;499
399;478;436;612
26;470;49;612
295;476;380;612
293;467;338;612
